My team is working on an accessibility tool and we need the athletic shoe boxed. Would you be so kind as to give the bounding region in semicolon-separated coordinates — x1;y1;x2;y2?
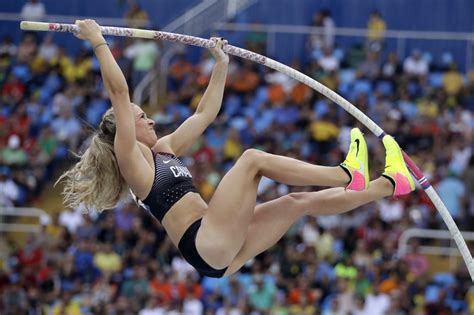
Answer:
340;128;369;191
382;135;415;196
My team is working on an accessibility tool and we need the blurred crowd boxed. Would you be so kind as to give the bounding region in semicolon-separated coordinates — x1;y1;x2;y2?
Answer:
1;6;474;315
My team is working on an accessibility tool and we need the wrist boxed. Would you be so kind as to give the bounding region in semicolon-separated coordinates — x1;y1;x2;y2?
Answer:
215;59;229;66
89;35;106;47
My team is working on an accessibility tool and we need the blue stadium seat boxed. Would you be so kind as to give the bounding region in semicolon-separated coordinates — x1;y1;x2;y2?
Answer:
433;272;457;287
352;79;372;98
333;48;345;61
339;69;356;85
375;80;394;96
425;285;441;303
429;72;444;88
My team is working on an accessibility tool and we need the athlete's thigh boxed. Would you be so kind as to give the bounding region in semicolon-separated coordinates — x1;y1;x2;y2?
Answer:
196;158;261;267
224;193;306;275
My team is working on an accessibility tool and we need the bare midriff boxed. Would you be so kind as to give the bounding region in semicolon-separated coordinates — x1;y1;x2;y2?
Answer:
161;192;207;246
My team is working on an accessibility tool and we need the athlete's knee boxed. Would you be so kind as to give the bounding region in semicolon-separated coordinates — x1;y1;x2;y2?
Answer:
238;149;266;172
282;192;308;215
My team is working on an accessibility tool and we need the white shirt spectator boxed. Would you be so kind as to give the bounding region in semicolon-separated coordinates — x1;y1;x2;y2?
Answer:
0;37;17;57
301;219;320;245
59;207;84;233
265;71;296;93
363;292;390;315
217;307;243;315
171;256;196;281
318;48;340;72
0;176;19;206
322;16;336;49
449;146;471;175
403;50;428;76
138;307;166;315
38;35;58;62
20;0;46;21
183;297;204;315
377;199;404;222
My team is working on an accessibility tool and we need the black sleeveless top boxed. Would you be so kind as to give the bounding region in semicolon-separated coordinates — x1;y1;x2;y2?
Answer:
132;151;198;222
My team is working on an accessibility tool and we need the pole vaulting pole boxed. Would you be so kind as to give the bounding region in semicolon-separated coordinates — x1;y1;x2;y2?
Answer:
20;21;474;280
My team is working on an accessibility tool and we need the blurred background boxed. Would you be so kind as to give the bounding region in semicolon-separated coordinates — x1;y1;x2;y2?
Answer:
0;0;473;314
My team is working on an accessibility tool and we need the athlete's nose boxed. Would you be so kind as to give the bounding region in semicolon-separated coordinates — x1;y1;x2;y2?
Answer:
148;119;155;127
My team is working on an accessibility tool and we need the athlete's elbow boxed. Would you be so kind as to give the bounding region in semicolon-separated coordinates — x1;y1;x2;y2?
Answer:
104;80;129;96
107;87;130;99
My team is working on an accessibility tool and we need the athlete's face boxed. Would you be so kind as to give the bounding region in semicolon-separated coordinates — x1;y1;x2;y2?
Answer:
132;104;157;147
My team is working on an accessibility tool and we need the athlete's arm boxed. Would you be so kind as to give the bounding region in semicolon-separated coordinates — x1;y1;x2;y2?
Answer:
75;20;147;176
160;38;229;156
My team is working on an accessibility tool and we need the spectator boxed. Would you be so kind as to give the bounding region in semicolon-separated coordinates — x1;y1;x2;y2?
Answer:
121;266;149;300
20;0;46;21
403;49;429;78
1;134;28;167
139;295;166;315
443;63;464;106
17;33;38;64
58;207;84;234
230;61;260;95
308;9;336;52
437;169;466;221
124;38;159;88
403;240;429;277
50;291;82;315
318;46;340;72
38;33;58;63
2;74;26;101
168;53;193;91
0;36;17;57
0;167;20;207
363;285;391;315
93;242;122;274
381;52;402;81
125;1;149;28
367;10;386;52
50;106;81;150
36;125;58;165
248;274;276;313
183;291;204;315
310;114;339;155
357;50;380;80
323;298;344;315
2;279;28;313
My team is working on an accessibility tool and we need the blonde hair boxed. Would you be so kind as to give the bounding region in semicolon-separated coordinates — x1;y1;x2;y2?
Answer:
56;108;128;212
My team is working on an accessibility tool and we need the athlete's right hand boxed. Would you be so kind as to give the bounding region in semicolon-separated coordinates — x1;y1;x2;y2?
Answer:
74;19;104;45
209;37;229;64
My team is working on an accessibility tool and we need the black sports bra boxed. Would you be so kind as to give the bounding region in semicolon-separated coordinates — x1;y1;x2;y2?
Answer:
132;151;198;222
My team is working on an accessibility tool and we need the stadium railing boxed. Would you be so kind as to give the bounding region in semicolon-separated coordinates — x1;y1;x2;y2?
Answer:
398;228;474;271
0;207;50;234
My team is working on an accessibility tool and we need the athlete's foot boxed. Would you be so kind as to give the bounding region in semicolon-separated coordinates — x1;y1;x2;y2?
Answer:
339;128;369;191
382;135;415;197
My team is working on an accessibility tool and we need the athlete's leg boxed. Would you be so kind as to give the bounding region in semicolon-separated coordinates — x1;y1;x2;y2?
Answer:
254;127;369;190
197;129;368;269
251;151;349;187
224;177;393;275
196;149;263;269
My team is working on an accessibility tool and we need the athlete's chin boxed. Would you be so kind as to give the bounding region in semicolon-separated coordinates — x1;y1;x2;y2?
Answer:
148;135;158;147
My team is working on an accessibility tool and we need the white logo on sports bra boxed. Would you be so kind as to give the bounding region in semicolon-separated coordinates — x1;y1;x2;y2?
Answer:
163;159;172;164
170;166;192;178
